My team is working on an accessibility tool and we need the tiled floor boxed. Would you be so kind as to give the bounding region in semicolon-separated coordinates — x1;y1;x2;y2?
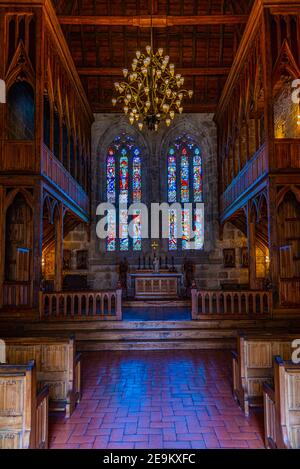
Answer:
123;306;191;321
49;350;265;449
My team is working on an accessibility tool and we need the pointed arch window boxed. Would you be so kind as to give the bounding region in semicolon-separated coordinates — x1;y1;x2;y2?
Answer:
167;135;204;251
105;135;142;252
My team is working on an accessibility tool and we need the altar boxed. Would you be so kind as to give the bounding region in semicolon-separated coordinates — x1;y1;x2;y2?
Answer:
130;271;183;299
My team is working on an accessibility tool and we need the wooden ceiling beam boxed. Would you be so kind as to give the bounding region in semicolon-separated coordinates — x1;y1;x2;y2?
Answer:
78;67;230;76
59;14;248;27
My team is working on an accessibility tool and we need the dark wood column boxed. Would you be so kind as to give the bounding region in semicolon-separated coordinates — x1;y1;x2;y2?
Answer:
0;185;4;308
247;202;257;290
54;203;64;292
32;181;44;308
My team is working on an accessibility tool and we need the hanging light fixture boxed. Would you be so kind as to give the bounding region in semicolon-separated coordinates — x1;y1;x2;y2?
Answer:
111;2;193;131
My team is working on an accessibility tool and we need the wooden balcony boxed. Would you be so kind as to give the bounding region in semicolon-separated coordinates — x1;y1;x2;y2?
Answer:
220;144;267;220
41;144;89;217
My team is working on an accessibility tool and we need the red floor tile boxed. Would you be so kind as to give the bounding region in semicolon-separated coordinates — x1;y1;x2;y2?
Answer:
49;350;265;449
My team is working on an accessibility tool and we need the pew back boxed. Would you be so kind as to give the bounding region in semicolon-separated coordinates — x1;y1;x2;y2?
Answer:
4;337;81;417
264;356;300;449
0;360;48;449
233;333;297;415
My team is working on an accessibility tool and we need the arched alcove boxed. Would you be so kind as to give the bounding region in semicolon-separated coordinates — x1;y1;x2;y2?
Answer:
7;81;35;140
5;193;33;282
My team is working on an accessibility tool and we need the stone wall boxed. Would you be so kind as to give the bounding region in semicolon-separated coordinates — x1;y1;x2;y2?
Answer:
274;81;300;139
84;113;250;292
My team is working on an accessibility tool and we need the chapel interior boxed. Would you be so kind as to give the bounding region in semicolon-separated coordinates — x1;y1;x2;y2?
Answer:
0;0;300;451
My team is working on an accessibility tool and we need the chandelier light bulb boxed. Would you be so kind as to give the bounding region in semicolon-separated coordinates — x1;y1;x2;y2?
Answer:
188;90;193;98
111;41;193;131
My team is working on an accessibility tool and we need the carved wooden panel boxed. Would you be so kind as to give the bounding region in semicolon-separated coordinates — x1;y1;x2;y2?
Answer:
0;377;24;416
287;374;300;410
273;343;293;361
248;377;273;397
0;432;22;449
6;346;41;369
289;426;300;449
40;380;66;401
41;345;68;372
247;342;272;368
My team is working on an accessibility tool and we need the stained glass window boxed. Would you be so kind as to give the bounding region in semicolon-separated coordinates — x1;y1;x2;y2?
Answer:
105;135;142;252
181;148;189;203
193;148;203;203
169;209;178;251
167;135;204;250
107;151;116;204
168;148;177;203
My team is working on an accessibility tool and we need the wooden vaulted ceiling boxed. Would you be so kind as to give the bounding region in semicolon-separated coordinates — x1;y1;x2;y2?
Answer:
52;0;255;113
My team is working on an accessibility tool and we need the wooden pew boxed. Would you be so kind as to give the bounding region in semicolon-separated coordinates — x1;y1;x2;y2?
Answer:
4;337;81;418
263;356;300;449
0;361;49;449
232;333;296;416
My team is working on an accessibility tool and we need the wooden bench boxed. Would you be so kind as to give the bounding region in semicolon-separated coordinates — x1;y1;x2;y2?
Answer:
4;337;81;418
232;333;297;416
0;360;49;449
263;356;300;449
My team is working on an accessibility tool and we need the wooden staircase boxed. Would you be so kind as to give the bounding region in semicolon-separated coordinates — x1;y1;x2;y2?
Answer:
1;317;299;351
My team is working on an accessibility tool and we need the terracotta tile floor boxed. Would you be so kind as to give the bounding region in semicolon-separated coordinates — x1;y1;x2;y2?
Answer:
49;351;265;449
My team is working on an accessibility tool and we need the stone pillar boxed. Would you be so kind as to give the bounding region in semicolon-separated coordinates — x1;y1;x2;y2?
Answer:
54;204;64;292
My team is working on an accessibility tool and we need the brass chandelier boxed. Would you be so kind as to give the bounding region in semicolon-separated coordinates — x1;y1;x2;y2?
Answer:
112;6;193;131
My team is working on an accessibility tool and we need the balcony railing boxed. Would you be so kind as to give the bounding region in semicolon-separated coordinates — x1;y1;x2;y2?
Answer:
40;289;123;321
41;144;89;214
221;144;267;215
191;288;272;319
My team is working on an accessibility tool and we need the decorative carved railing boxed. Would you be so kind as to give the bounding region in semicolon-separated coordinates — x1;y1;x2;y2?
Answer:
3;281;31;307
40;289;122;321
279;279;300;307
221;144;267;214
274;139;300;170
41;145;89;214
191;288;272;319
